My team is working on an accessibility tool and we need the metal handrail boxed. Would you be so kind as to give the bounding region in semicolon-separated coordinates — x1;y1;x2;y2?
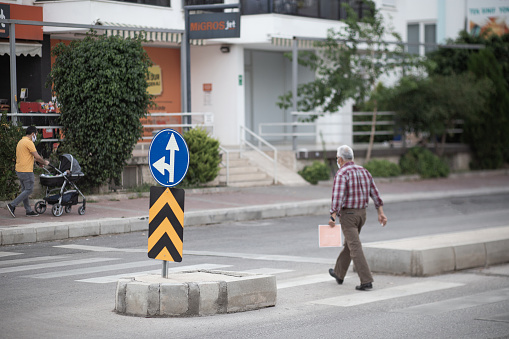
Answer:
240;125;277;184
259;111;465;140
259;111;397;139
140;112;213;140
5;112;63;143
218;145;229;186
5;111;216;142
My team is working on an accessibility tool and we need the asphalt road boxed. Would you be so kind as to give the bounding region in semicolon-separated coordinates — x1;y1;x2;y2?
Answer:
1;194;508;339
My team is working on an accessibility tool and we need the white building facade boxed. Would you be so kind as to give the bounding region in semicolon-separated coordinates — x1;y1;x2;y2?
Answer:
4;0;506;148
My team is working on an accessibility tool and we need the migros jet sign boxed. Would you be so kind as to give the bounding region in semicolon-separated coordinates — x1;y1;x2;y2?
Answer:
189;12;240;39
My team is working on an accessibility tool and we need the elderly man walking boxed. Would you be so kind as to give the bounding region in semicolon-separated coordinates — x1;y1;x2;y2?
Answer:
328;145;387;291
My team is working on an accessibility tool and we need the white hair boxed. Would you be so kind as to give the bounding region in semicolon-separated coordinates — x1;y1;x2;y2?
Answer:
337;145;354;161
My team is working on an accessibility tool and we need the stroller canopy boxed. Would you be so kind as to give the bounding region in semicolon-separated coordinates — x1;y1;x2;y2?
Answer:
59;154;84;175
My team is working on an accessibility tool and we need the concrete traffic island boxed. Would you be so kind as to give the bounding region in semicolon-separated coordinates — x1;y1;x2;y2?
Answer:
115;270;277;317
364;226;509;276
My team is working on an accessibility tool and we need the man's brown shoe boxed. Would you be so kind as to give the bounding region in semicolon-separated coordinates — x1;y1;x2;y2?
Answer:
355;283;373;291
329;269;343;284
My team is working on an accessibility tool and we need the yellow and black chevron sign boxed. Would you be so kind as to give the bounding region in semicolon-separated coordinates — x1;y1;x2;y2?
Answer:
148;186;185;261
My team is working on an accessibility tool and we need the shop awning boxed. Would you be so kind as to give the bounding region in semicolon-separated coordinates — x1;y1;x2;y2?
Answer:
0;42;42;57
102;22;205;46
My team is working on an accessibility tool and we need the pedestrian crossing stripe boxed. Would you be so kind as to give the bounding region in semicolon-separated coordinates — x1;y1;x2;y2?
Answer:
148;187;185;262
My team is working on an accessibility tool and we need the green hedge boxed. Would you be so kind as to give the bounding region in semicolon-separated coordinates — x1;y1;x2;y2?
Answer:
48;33;152;190
400;147;449;178
0;114;25;200
181;127;221;186
364;159;401;177
299;161;330;185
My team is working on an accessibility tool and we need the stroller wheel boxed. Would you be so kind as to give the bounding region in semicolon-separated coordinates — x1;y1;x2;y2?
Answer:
78;205;86;215
65;206;72;213
35;201;47;214
52;204;64;217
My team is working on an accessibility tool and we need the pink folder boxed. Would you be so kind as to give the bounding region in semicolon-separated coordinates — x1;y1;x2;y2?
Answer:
319;224;342;247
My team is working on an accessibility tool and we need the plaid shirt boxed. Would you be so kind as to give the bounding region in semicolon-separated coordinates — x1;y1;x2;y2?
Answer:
330;162;383;215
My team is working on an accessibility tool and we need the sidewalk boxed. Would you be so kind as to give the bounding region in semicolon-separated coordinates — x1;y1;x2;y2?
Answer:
1;170;508;246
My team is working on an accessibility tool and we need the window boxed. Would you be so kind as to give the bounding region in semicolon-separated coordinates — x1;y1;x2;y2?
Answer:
239;0;373;21
184;0;223;5
242;0;270;15
407;24;419;55
36;0;173;7
407;22;436;56
424;23;437;54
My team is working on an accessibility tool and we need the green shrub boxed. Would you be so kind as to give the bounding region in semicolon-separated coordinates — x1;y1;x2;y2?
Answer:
0;114;25;200
400;147;449;178
299;161;330;185
48;32;152;190
181;127;221;186
364;159;401;177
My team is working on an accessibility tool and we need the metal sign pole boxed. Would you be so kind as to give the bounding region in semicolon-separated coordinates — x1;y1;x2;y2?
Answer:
292;36;298;151
162;260;168;278
181;29;188;115
9;22;17;117
183;2;240;129
184;8;191;117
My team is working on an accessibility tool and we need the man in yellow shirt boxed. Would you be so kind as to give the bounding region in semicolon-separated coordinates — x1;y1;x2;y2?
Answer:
7;126;50;217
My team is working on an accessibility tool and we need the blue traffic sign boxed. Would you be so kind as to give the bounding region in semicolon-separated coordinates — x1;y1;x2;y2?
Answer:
149;129;189;187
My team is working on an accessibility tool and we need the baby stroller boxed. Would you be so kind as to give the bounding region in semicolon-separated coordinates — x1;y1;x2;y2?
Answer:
35;154;86;217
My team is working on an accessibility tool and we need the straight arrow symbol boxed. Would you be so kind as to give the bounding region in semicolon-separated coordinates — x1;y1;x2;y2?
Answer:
153;133;180;182
166;133;179;182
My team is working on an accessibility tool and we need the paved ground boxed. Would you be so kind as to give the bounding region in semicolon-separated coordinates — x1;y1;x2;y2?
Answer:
1;170;508;229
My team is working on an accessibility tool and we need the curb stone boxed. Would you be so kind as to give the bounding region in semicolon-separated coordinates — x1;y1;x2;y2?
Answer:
115;270;277;317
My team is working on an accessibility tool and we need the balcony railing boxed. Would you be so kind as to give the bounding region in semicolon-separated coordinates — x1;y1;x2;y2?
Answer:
240;0;373;21
36;0;171;8
184;0;224;5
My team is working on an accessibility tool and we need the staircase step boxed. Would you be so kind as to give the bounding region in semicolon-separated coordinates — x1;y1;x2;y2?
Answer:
219;166;256;175
227;179;274;187
220;172;270;182
221;158;245;168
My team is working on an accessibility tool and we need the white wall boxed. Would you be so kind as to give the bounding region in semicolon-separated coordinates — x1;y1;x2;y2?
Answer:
39;0;183;32
315;105;354;147
190;44;244;146
381;0;468;46
244;49;316;144
218;13;348;45
444;0;468;41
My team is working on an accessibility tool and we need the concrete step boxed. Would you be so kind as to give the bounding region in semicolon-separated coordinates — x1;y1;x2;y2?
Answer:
220;172;271;183
227;179;275;187
220;151;242;160
219;166;255;175
221;158;246;168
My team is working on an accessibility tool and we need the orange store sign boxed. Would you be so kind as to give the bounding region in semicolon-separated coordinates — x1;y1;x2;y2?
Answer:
189;12;240;39
0;3;43;40
147;66;163;96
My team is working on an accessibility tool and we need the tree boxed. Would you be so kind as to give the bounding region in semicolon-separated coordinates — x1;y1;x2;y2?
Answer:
427;31;509;84
390;73;492;156
48;32;152;190
277;1;418;116
465;48;509;169
427;31;509;168
276;0;421;160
